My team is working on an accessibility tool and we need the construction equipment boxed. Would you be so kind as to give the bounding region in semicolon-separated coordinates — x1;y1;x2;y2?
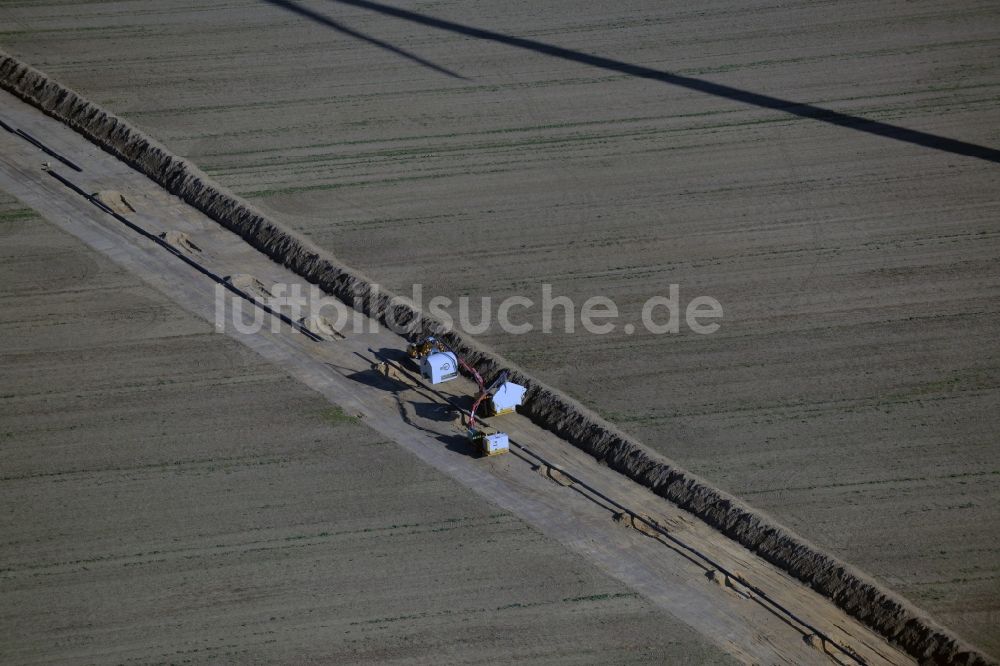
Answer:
421;351;458;384
470;427;510;456
466;371;526;456
481;375;527;417
407;338;446;360
407;337;526;457
408;336;458;385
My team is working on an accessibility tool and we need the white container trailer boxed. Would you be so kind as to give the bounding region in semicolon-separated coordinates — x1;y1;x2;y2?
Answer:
421;351;459;385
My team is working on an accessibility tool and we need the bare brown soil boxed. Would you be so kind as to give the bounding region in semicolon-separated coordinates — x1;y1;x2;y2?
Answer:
0;192;728;664
1;0;997;659
2;48;991;665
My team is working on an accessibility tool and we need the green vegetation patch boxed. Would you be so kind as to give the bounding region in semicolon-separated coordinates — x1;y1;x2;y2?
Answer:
0;207;36;223
318;405;360;426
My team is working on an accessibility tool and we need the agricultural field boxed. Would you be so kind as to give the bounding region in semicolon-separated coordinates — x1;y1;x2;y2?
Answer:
0;193;731;663
1;0;998;656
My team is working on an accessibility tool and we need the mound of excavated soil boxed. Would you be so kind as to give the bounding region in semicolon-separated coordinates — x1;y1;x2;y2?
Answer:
158;230;201;254
92;190;134;214
613;512;662;538
223;273;271;301
299;314;343;341
534;464;573;487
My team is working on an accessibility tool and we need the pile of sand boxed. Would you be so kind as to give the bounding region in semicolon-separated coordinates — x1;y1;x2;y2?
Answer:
224;273;272;301
92;189;135;214
613;512;662;538
158;230;201;254
299;314;344;341
535;464;573;487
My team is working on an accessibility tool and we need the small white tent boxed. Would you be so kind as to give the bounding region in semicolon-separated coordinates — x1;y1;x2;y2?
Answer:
490;381;527;415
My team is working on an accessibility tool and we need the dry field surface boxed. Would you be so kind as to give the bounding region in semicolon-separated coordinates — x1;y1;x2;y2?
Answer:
1;0;998;655
0;193;731;663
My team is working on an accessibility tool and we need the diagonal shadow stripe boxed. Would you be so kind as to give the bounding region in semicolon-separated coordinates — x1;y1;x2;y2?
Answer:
262;0;466;80
329;0;1000;164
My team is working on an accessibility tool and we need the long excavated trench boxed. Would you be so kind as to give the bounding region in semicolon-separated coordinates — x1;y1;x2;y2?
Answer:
0;52;992;666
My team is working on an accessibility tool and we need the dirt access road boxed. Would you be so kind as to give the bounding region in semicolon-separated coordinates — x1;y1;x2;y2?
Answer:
0;89;914;664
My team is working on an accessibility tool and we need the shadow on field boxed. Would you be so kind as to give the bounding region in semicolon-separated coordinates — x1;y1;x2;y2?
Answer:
271;0;1000;164
261;0;466;79
412;401;455;422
